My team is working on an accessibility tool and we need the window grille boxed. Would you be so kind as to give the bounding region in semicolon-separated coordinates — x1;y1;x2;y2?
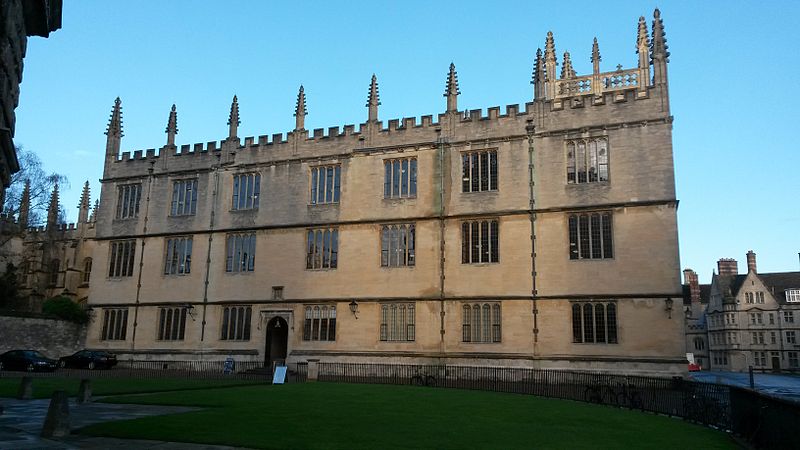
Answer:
310;165;341;204
384;157;417;198
232;173;260;210
226;233;256;272
116;183;142;219
164;237;193;275
566;138;608;184
303;305;337;341
108;240;136;277
171;178;198;216
158;307;188;341
306;228;338;269
100;308;128;341
461;150;498;192
568;212;613;259
461;219;499;263
462;302;501;343
49;259;59;285
83;258;92;283
380;303;415;341
572;302;617;344
220;305;252;340
381;224;415;267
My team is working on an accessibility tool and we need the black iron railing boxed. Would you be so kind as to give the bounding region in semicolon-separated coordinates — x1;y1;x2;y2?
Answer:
317;362;800;449
0;360;308;383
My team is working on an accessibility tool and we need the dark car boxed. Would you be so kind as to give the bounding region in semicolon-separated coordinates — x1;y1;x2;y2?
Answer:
0;350;58;372
58;350;117;369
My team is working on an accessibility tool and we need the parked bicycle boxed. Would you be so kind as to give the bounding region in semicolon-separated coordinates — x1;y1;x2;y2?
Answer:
411;371;436;387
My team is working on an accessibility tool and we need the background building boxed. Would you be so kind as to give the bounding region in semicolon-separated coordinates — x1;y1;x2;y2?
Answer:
683;268;710;368
85;10;685;375
0;181;96;311
684;251;800;372
703;251;800;372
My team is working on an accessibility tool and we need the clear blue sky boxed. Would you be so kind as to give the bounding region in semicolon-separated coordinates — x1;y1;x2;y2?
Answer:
13;1;800;282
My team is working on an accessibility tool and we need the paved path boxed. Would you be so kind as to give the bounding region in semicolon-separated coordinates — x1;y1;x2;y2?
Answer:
689;371;800;402
0;397;246;449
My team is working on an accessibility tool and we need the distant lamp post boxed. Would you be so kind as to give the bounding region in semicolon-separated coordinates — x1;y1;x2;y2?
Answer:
665;297;674;319
349;300;359;319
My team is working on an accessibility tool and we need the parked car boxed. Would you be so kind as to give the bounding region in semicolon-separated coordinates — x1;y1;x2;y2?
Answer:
58;350;117;369
0;350;58;372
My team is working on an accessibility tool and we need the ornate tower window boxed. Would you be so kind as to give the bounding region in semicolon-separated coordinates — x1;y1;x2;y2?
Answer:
566;138;608;184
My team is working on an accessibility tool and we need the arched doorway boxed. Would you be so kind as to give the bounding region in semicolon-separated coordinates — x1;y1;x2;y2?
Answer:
264;316;288;370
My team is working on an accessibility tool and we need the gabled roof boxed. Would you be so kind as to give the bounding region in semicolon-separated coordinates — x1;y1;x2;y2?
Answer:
714;274;741;304
713;271;800;305
759;272;800;303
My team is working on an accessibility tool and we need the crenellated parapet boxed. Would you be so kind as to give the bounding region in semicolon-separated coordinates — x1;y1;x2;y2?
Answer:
533;9;666;104
102;9;669;179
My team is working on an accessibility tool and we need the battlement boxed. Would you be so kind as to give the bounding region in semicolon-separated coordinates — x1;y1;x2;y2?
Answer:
102;9;669;176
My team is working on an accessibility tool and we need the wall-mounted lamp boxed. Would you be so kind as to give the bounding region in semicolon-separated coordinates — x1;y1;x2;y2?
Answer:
349;300;359;319
665;297;674;319
184;303;197;321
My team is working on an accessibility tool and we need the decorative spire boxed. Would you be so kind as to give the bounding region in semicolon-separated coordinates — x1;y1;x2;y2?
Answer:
89;199;99;223
104;97;123;163
18;179;30;227
637;15;650;55
228;95;239;139
636;15;651;91
294;85;307;131
532;48;545;100
105;97;123;137
46;183;59;229
366;74;380;122
78;181;90;223
591;38;601;74
544;31;557;81
650;8;669;63
166;104;178;146
561;51;576;79
444;62;460;112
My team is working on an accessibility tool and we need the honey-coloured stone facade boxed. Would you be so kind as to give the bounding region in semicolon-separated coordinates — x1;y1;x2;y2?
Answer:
85;9;685;375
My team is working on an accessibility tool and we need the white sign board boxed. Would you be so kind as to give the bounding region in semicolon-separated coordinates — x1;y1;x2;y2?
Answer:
273;365;287;384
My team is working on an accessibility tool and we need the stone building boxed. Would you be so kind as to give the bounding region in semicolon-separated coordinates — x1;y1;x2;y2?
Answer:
0;181;96;311
682;268;710;369
690;252;800;372
0;0;62;206
85;9;685;375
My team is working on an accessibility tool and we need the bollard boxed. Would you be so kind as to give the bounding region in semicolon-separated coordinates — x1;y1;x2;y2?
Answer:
17;377;32;400
77;379;92;404
307;359;319;382
41;390;70;438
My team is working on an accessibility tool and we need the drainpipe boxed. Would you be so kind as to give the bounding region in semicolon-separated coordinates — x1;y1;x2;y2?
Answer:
131;161;155;351
201;154;221;343
435;128;448;358
526;121;539;358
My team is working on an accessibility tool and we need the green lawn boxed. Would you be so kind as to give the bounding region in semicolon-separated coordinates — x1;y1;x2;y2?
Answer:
0;376;265;399
81;383;735;449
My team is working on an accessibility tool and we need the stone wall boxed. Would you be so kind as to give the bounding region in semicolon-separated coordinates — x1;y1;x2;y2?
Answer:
0;314;86;359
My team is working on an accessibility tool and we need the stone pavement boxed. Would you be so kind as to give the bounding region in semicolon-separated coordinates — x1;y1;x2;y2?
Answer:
0;396;246;449
689;370;800;402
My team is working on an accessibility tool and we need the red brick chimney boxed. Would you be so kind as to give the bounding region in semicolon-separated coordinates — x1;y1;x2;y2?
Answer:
717;258;738;276
683;269;700;303
746;250;757;274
